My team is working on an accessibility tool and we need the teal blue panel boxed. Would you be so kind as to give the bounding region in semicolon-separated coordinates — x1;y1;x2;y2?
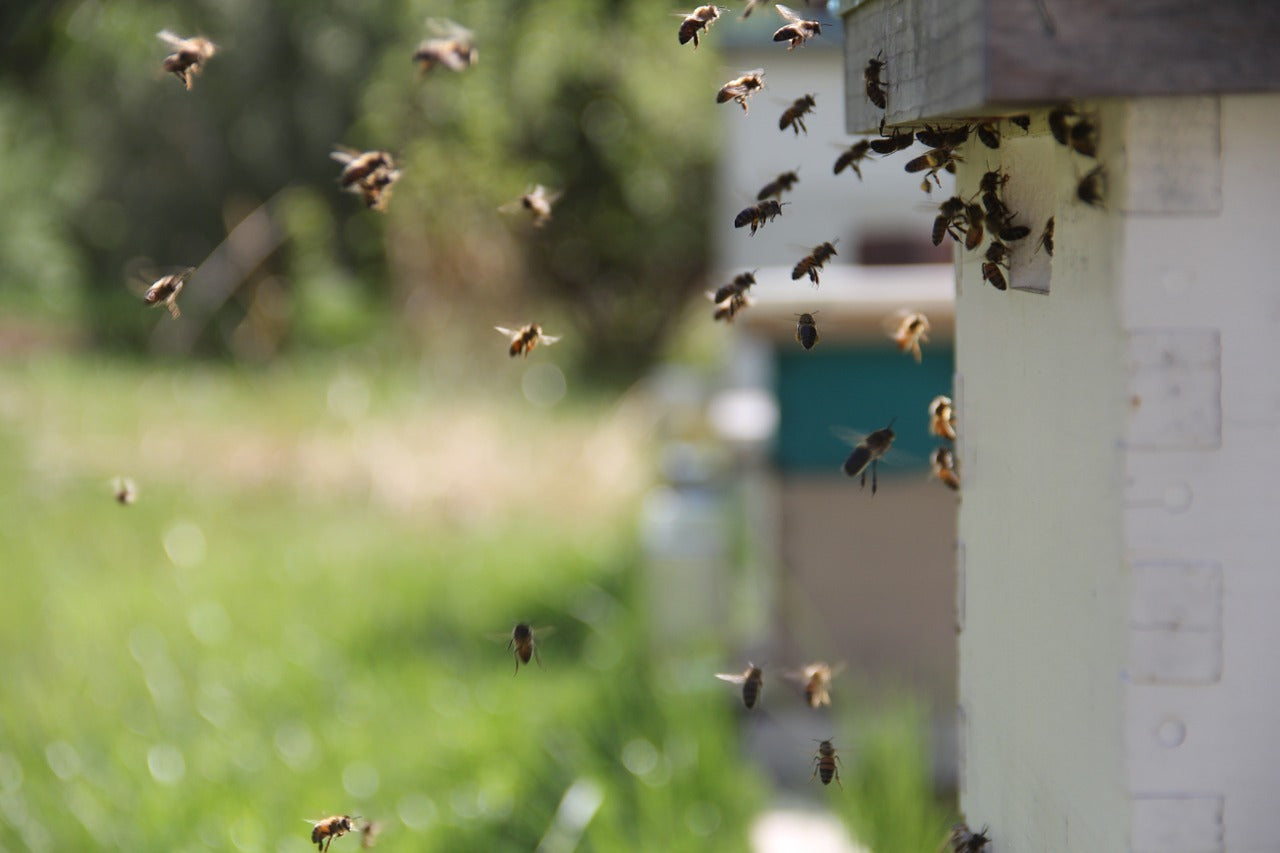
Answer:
773;345;955;473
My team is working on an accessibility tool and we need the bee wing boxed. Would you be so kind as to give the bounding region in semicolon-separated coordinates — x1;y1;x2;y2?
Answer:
494;326;519;337
427;17;473;41
157;29;187;49
774;4;803;23
537;334;562;346
715;672;748;684
329;147;359;165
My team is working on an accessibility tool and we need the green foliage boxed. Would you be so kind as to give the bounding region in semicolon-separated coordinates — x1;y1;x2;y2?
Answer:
0;355;766;850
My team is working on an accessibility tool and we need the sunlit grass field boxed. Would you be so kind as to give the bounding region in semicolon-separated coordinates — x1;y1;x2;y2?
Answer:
0;354;766;851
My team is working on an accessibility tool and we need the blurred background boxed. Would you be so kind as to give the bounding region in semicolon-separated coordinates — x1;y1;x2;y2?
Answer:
0;0;960;850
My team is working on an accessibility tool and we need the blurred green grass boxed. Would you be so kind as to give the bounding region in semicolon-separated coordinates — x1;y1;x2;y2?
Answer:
0;354;765;851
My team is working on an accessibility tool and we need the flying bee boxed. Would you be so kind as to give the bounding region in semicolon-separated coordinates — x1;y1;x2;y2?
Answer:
772;5;821;49
931;446;960;491
359;820;380;849
890;311;930;362
742;0;767;17
786;662;840;707
710;270;757;304
677;5;727;47
932;196;967;246
716;69;765;113
712;290;752;323
1009;114;1031;131
330;147;401;211
795;312;820;350
905;147;962;189
1077;166;1105;207
306;816;359;852
981;261;1008;291
1036;216;1055;256
500;184;561;228
975;122;1000;149
113;477;136;506
842;419;895;494
1068;117;1098;158
812;739;842;787
716;664;764;709
779;94;817;135
791;241;838;285
757;169;800;200
143;267;194;319
928;394;956;440
833;140;872;179
734;199;785;235
507;623;548;673
864;52;887;109
157;30;217;90
1048;105;1076;145
945;823;992;852
413;19;477;72
495;323;561;358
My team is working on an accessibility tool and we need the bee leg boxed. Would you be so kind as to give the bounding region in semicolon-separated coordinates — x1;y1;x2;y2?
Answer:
860;469;867;490
513;654;520;676
871;461;878;495
534;647;543;668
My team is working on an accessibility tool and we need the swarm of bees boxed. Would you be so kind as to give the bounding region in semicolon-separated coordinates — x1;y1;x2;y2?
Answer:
779;94;816;135
330;147;402;212
772;5;822;50
495;324;561;358
413;19;478;73
157;30;217;90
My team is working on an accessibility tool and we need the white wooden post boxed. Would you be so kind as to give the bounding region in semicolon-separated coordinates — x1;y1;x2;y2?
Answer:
955;95;1280;851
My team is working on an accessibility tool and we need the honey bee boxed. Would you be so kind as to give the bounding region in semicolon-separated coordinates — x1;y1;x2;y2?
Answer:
507;623;546;673
795;312;820;350
677;5;727;47
359;820;380;849
712;290;752;323
306;816;359;852
742;0;768;17
981;261;1008;291
812;739;842;787
842;420;895;493
864;52;887;109
413;19;477;73
1077;166;1105;207
113;477;136;506
1036;216;1055;256
975;122;1000;149
791;241;838;285
869;121;914;155
905;147;962;189
890;311;930;362
962;203;985;250
501;184;561;228
495;324;561;358
932;196;967;246
734;199;785;235
833;140;872;179
757;170;800;200
772;5;822;49
710;270;757;304
717;69;766;113
787;662;840;707
330;147;401;212
944;823;991;852
1048;105;1076;145
143;267;194;319
1068;118;1098;158
915;124;970;149
1009;114;1031;131
931;446;960;491
716;664;764;709
157;30;217;90
929;395;956;440
779;94;817;135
